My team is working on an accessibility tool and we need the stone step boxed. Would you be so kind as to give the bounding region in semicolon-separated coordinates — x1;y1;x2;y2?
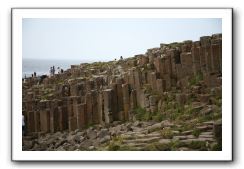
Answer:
203;121;214;125
121;133;161;140
122;136;161;144
180;137;215;143
125;142;148;147
198;134;214;138
173;135;196;140
196;125;213;132
158;139;171;144
181;130;193;135
200;131;214;135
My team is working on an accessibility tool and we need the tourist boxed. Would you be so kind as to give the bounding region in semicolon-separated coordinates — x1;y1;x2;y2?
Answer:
24;74;27;83
52;66;55;75
57;67;60;74
49;67;53;77
120;56;123;60
22;114;25;136
34;72;36;77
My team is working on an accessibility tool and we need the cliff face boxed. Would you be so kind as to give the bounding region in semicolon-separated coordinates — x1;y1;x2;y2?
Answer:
22;34;222;151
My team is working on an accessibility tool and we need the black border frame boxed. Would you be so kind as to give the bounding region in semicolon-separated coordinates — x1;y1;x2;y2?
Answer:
11;7;233;162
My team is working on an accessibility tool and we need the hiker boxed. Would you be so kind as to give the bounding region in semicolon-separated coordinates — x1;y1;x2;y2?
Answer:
120;56;123;60
52;66;55;75
50;67;53;76
57;67;60;74
23;74;27;83
22;114;25;136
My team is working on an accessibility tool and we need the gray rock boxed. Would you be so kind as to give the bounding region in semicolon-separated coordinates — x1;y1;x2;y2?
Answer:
45;137;57;146
86;129;97;139
99;135;111;144
56;146;66;151
55;139;66;148
173;136;187;140
23;140;34;150
181;130;193;135
98;128;109;138
158;139;171;144
74;135;85;143
161;120;174;127
178;147;191;151
79;139;93;149
214;119;222;144
147;123;162;133
200;106;213;116
88;146;95;150
109;125;122;136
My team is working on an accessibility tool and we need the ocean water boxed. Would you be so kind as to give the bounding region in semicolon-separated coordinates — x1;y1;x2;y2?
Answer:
22;59;91;78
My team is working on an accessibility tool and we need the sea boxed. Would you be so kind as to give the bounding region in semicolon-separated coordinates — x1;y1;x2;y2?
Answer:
22;58;94;78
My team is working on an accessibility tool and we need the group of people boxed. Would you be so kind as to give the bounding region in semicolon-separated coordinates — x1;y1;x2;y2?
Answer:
50;66;64;77
49;66;55;76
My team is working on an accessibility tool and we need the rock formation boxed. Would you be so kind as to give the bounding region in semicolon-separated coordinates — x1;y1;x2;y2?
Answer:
22;34;222;151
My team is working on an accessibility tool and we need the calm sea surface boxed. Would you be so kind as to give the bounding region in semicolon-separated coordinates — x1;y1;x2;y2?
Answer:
22;59;93;78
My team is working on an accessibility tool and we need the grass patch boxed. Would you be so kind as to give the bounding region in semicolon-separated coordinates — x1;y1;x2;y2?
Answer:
160;128;174;139
211;143;222;151
134;107;155;121
188;141;207;151
189;72;203;86
152;112;165;122
192;128;201;137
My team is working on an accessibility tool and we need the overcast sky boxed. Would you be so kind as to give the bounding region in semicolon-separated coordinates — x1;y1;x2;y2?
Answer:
23;18;221;62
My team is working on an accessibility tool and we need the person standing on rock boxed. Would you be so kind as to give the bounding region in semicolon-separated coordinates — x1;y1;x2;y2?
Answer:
52;66;55;75
22;114;25;136
49;67;53;77
57;67;60;74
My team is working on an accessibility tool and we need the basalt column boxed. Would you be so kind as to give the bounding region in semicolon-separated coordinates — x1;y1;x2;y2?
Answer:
103;89;113;124
122;83;130;121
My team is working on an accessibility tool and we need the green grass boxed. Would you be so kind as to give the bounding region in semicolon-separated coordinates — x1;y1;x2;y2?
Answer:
189;72;203;86
192;128;201;137
152;112;165;122
160;128;174;139
134;107;151;121
211;143;222;151
188;141;208;151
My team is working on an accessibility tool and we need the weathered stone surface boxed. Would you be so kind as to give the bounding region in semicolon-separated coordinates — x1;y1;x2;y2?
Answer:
68;117;77;131
91;90;99;124
99;135;111;144
40;109;50;132
213;119;222;144
156;79;166;92
76;103;87;129
175;93;187;105
85;93;93;125
86;128;97;139
103;89;113;124
22;34;222;152
122;84;130;120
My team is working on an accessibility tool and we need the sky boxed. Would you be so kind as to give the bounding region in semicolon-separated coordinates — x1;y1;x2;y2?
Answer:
23;18;222;62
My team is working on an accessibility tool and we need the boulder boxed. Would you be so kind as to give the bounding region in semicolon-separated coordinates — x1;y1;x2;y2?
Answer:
86;128;97;139
97;128;110;138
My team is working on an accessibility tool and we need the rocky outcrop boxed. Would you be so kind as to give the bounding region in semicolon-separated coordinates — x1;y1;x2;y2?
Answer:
22;34;222;151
